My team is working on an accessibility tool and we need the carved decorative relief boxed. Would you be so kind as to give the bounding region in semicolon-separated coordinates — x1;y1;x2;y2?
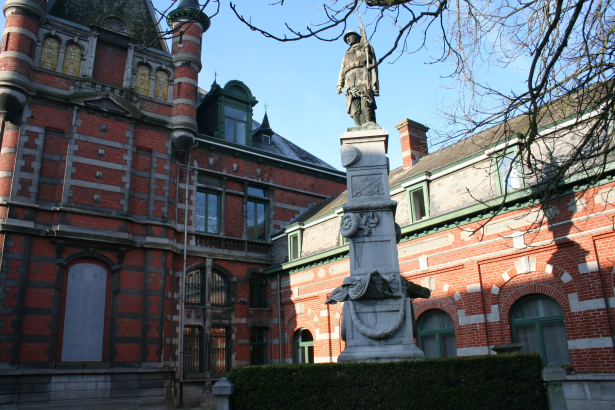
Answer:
40;37;60;71
62;43;82;76
340;144;362;167
154;70;169;100
352;175;384;197
134;65;151;96
102;17;128;33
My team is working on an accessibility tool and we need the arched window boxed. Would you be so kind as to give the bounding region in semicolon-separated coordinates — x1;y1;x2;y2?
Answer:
417;310;457;359
185;269;229;306
294;329;314;364
40;36;60;71
154;70;169;100
210;270;229;306
134;65;151;96
185;269;203;305
62;43;81;76
511;294;570;365
249;274;268;308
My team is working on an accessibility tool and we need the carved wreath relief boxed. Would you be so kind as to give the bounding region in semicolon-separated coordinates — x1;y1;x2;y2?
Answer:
352;175;384;197
340;211;380;238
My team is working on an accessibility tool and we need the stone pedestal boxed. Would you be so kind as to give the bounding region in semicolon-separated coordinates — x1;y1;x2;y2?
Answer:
338;298;424;363
335;127;425;363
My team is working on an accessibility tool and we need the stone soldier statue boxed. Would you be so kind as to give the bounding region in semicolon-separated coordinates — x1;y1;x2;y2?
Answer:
337;16;379;127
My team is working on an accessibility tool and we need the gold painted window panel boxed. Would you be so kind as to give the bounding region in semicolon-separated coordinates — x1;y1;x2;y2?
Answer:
154;70;169;100
40;37;60;71
135;65;151;96
62;43;81;77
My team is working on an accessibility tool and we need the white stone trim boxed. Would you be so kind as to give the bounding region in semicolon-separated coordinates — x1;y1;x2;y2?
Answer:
315;327;340;340
578;261;599;274
568;293;615;312
314;356;338;363
458;305;499;325
560;271;572;283
466;283;481;293
568;337;614;350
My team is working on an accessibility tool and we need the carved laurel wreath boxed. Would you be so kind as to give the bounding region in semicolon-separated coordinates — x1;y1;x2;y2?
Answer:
340;213;360;237
347;298;406;340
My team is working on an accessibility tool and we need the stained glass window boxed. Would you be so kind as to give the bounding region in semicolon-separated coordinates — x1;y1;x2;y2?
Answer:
62;43;81;77
135;65;151;96
154;70;169;100
40;37;60;71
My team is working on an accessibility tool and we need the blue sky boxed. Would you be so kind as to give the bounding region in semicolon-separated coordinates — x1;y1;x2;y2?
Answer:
2;1;529;171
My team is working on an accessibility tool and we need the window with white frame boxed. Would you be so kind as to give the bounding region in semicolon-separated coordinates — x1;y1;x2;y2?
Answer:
407;183;429;223
496;151;522;194
288;231;301;261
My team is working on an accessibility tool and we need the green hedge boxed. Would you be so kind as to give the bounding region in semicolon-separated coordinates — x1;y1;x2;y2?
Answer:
228;354;543;410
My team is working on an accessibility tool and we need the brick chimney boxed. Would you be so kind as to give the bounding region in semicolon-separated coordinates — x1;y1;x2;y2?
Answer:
396;119;429;169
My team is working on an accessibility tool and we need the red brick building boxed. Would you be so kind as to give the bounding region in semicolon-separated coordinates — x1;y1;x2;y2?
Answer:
267;119;615;408
0;0;346;407
1;0;614;409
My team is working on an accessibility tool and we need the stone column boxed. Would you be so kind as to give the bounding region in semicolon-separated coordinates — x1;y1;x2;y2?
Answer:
334;126;425;363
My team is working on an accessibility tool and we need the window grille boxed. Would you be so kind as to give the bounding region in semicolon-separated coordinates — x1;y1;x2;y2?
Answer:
183;327;202;374
210;328;229;373
210;271;229;306
185;270;203;305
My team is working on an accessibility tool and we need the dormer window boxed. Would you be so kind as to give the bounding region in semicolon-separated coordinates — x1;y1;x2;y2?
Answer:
224;105;247;145
262;135;271;144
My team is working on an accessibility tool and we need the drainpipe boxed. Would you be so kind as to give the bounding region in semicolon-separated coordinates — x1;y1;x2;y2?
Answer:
277;272;283;364
592;241;615;356
178;143;195;406
478;271;492;354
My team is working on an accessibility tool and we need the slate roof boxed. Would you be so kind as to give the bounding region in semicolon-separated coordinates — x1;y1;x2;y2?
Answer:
48;0;165;50
251;120;338;171
289;83;609;226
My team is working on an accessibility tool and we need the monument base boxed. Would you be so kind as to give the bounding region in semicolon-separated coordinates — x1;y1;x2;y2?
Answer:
337;297;425;363
338;342;425;363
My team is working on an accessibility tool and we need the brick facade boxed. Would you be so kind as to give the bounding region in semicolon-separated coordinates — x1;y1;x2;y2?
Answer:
0;0;346;408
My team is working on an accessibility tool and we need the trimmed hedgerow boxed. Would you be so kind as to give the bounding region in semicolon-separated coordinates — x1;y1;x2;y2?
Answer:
228;354;543;410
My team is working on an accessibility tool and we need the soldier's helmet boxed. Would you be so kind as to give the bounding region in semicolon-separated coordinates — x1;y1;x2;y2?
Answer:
343;30;361;44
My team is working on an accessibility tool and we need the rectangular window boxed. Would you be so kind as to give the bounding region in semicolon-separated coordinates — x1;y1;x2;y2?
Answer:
249;274;268;308
210;327;230;373
250;328;268;365
497;153;522;194
224;105;247;145
409;186;428;223
183;327;202;374
247;200;268;241
288;231;302;261
196;191;220;234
